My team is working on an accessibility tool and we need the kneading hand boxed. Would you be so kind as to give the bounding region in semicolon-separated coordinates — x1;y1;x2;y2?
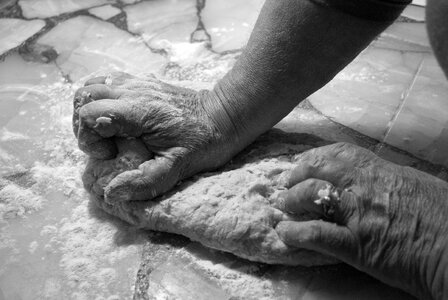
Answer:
275;143;448;300
73;72;242;203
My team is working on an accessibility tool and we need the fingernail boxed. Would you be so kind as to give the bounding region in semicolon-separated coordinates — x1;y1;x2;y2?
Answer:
95;116;112;125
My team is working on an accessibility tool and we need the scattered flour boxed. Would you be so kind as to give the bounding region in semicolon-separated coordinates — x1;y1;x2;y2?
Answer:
178;249;276;300
0;180;43;219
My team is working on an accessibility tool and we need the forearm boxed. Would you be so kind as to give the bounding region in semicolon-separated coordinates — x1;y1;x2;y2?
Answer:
207;0;407;146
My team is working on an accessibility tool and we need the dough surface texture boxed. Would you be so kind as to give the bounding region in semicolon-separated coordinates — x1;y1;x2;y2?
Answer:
83;132;338;266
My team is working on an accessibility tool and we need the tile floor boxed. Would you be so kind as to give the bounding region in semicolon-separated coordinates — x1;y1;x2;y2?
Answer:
0;0;445;299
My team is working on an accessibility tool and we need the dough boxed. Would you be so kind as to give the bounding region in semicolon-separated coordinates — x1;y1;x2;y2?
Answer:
83;131;338;266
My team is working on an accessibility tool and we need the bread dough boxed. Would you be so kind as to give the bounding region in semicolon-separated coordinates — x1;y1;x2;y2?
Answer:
83;131;338;266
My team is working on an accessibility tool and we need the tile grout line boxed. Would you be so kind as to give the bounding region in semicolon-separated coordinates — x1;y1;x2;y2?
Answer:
375;55;425;155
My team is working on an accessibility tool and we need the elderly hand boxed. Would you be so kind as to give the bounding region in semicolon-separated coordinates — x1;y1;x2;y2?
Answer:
72;72;244;203
275;143;448;300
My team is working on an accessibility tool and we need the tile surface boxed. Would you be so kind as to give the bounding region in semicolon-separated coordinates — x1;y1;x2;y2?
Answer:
0;1;446;299
308;45;425;141
37;15;166;82
88;4;121;20
18;0;113;18
124;0;198;50
0;18;45;56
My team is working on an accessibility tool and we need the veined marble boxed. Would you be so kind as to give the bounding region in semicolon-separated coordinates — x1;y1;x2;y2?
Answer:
37;16;166;82
0;18;45;56
124;0;197;50
19;0;114;18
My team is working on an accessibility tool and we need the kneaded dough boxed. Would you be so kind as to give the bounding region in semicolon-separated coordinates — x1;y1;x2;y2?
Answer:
84;131;338;266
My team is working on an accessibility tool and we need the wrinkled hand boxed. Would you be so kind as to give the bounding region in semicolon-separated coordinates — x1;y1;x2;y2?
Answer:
73;72;239;202
275;143;448;300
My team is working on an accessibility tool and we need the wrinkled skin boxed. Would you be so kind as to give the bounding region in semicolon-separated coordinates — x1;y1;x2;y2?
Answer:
275;143;448;300
72;0;448;297
73;72;242;203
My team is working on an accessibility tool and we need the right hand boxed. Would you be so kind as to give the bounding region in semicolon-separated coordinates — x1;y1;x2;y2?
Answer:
274;143;448;300
73;72;245;203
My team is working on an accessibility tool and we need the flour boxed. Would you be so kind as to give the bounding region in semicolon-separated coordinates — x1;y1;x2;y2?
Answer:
0;180;43;218
0;83;147;300
178;249;276;300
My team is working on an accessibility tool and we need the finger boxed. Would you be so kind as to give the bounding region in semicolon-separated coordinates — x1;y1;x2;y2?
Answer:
82;138;153;196
301;142;379;169
74;84;123;102
278;178;356;224
84;76;107;86
73;85;125;137
104;148;187;202
77;100;145;158
286;156;356;188
276;220;357;264
105;72;136;87
279;178;333;217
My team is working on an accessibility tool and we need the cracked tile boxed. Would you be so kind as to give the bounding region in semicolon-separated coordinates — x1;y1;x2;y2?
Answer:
401;5;425;22
308;44;424;141
37;16;167;82
0;18;45;56
201;0;265;52
412;0;426;6
382;54;448;167
124;0;197;50
382;22;430;49
0;53;62;86
18;0;114;18
0;54;63;173
121;0;140;4
309;21;448;167
88;4;121;20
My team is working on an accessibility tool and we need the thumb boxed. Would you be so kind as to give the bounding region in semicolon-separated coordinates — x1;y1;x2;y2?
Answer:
104;147;186;202
276;220;357;264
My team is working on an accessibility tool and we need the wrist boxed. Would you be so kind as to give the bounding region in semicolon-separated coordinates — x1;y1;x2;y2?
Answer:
203;72;299;146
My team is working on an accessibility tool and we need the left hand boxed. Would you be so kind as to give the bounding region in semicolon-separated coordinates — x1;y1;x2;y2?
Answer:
72;72;249;203
274;142;448;300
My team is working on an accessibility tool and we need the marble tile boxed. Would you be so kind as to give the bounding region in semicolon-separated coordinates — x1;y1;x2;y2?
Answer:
124;0;198;50
18;0;114;18
0;18;45;56
382;54;448;167
37;16;166;82
401;5;425;22
149;255;230;299
201;0;265;52
372;35;430;53
308;45;424;141
412;0;426;6
382;22;430;49
0;54;144;300
88;4;121;20
121;0;140;4
307;20;448;167
0;54;63;174
0;54;62;86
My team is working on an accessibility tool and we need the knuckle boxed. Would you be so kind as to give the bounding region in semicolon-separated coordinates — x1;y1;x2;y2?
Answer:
78;105;90;119
307;220;323;242
303;178;321;189
110;72;134;85
74;86;88;98
327;142;356;157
